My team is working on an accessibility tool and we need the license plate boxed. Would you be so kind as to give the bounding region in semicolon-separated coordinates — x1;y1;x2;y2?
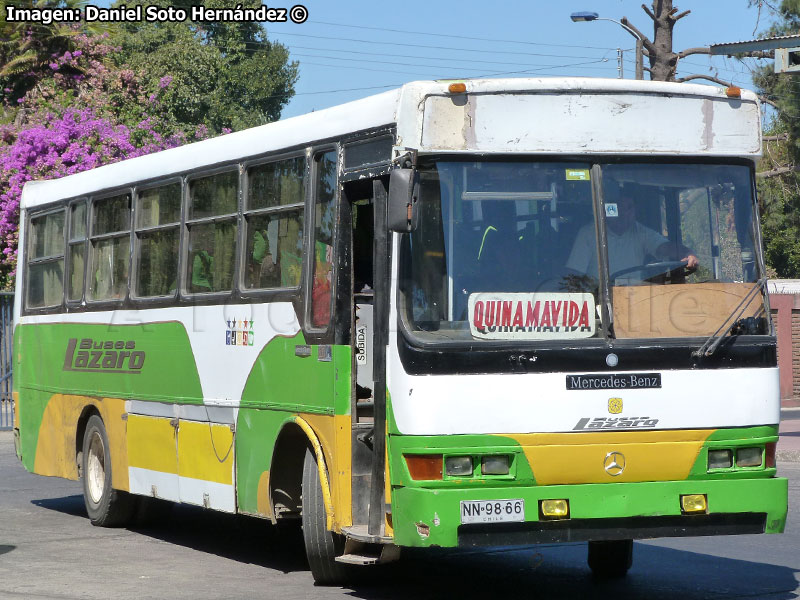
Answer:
460;499;525;524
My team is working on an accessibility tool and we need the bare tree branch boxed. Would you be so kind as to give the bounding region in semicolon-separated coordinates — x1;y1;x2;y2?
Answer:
641;3;656;21
757;166;800;178
764;134;790;141
621;17;655;54
678;47;711;58
673;9;691;21
760;95;779;109
676;74;732;86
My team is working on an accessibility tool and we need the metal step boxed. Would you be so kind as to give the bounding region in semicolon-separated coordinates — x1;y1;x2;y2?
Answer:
342;524;393;545
335;553;380;565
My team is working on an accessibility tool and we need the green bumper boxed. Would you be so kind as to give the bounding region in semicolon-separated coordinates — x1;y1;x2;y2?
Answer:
391;477;788;548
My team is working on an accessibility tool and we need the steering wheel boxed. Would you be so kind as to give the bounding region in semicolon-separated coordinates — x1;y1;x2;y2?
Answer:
610;260;689;281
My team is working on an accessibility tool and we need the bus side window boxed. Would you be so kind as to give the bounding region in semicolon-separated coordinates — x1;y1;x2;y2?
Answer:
244;157;305;290
66;201;86;303
134;182;181;298
88;193;131;302
26;210;65;308
187;171;238;294
310;150;337;329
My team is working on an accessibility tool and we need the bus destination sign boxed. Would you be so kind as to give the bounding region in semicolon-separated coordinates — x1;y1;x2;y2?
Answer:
566;373;662;390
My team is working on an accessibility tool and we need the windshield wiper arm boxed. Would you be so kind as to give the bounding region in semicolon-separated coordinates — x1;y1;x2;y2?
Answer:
692;277;767;358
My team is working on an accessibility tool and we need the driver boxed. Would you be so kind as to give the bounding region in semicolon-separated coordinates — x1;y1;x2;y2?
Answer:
566;186;699;280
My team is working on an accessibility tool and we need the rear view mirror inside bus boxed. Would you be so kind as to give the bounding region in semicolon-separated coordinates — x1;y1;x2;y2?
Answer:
388;168;419;232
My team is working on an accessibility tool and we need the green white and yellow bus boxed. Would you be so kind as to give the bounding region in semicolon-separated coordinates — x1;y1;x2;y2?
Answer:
13;78;787;583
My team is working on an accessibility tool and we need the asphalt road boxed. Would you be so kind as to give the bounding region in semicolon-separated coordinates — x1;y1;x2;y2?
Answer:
0;430;798;600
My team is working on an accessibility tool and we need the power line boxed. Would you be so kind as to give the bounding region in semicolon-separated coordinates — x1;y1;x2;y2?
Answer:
288;50;615;74
276;43;611;69
269;30;615;60
306;19;619;52
297;58;614;81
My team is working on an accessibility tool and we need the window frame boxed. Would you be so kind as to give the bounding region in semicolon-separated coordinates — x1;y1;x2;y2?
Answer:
65;198;89;306
182;165;242;299
85;189;134;306
239;151;307;299
304;145;340;334
131;177;184;302
24;206;67;311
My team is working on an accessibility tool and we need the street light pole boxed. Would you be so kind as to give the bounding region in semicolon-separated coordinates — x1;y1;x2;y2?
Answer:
570;12;644;80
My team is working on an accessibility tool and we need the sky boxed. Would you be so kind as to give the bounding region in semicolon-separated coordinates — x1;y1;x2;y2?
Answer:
262;0;779;119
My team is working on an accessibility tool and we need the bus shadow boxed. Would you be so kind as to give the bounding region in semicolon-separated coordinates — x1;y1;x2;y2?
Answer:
32;494;87;517
30;497;799;598
32;495;309;574
344;543;799;600
129;503;309;574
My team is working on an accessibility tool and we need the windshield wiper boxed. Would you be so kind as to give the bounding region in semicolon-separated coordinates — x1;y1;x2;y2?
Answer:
692;277;767;358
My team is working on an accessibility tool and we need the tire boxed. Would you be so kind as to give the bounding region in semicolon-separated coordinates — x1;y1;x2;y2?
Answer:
301;447;349;585
81;414;135;527
588;539;633;578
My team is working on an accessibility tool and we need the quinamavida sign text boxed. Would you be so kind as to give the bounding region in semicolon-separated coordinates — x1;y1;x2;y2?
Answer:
468;292;595;340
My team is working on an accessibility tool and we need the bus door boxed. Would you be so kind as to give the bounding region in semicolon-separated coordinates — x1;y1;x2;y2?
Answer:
345;180;377;527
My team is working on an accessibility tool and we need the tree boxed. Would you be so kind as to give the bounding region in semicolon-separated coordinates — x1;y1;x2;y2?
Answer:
109;0;298;135
0;3;300;288
746;0;800;277
0;0;107;114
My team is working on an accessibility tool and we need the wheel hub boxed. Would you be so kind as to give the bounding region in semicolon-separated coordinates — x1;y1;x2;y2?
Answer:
87;431;105;504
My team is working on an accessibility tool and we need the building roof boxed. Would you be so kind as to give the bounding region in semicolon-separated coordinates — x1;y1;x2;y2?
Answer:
768;279;800;294
710;34;800;55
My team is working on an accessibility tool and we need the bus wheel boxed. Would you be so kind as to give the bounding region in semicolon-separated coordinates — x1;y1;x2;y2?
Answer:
81;415;135;527
587;539;633;578
301;448;349;585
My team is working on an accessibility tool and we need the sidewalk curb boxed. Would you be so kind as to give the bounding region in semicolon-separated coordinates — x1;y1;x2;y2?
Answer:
777;450;800;463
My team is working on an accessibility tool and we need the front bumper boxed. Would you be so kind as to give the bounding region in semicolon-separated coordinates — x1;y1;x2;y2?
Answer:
391;476;788;547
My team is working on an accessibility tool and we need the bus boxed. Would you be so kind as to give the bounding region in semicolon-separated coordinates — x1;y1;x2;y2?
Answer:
12;78;787;583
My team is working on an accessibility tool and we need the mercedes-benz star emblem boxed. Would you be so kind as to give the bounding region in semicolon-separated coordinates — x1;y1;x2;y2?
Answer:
604;451;626;476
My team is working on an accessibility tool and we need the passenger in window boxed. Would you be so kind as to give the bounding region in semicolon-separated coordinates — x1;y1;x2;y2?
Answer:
251;222;279;287
567;186;698;282
192;250;214;291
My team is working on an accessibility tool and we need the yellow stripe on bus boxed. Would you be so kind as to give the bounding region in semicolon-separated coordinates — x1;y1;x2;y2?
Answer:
506;429;713;485
127;414;178;475
127;415;234;485
177;420;234;485
34;395;129;491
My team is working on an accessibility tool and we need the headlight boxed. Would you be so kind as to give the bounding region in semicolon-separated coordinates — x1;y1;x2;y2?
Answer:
445;456;473;477
736;447;763;468
707;449;732;470
481;455;510;475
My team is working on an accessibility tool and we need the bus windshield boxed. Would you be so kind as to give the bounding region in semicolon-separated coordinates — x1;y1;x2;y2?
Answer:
400;159;768;343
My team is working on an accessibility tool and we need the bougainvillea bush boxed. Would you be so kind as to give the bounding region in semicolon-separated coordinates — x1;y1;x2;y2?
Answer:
0;108;184;286
0;34;187;289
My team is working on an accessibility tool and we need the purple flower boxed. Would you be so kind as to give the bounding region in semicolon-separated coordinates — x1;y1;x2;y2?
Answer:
159;75;173;89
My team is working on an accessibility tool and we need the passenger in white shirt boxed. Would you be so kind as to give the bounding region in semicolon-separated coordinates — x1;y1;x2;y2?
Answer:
566;190;698;281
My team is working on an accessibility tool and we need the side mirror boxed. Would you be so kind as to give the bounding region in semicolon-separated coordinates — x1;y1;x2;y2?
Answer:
388;168;419;232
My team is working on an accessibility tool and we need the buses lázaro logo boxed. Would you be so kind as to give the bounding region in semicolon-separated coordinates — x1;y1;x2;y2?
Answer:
226;318;254;347
63;338;145;374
